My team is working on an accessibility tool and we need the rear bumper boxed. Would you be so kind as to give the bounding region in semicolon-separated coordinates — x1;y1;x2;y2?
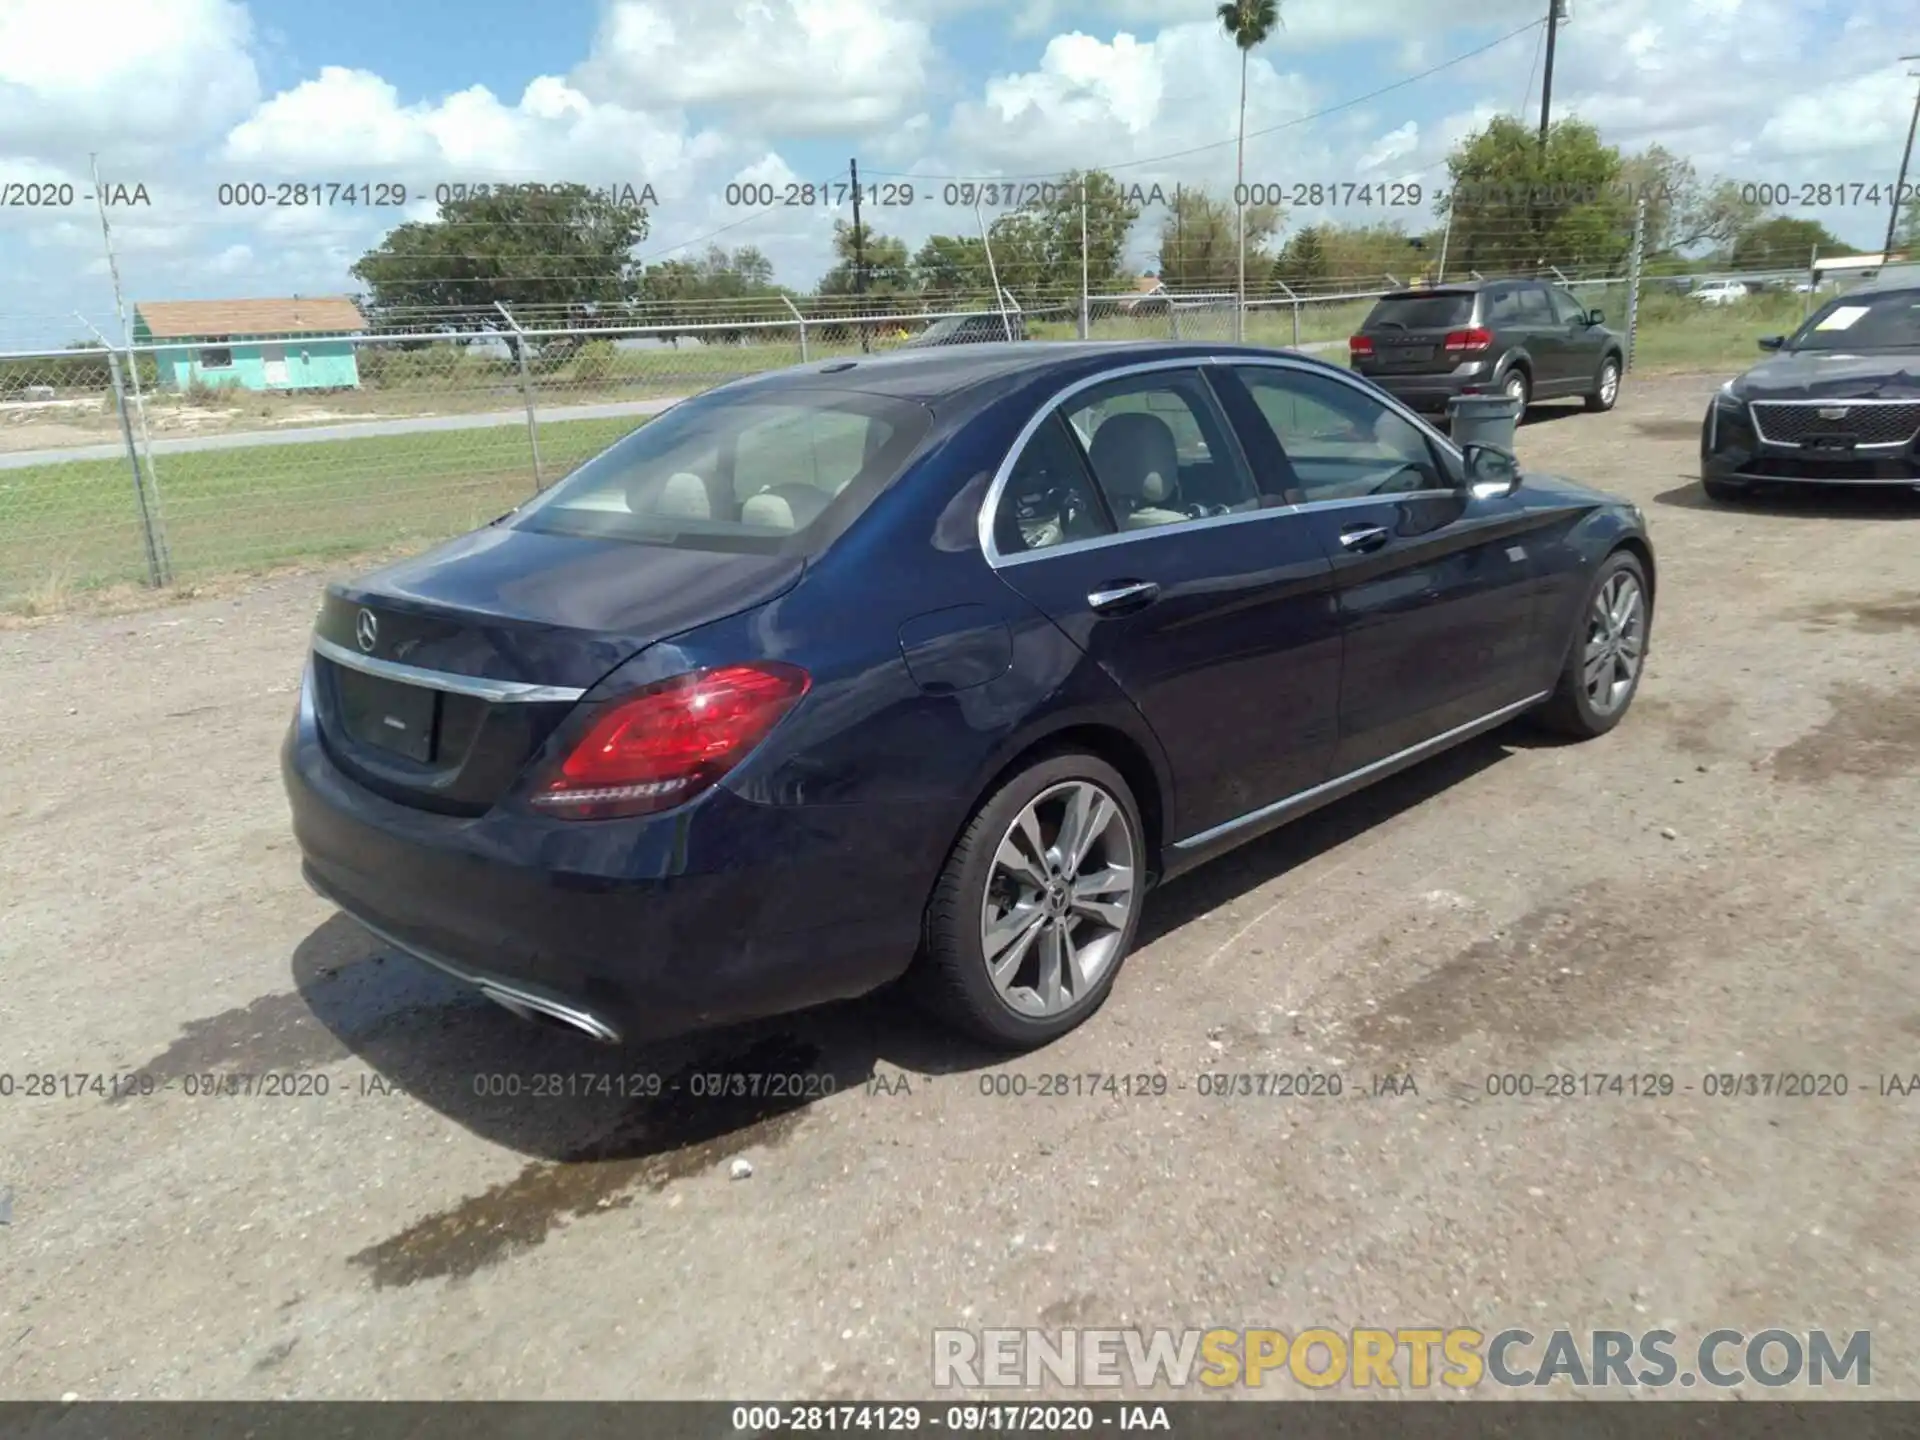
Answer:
1701;399;1920;487
1355;362;1495;411
282;706;944;1044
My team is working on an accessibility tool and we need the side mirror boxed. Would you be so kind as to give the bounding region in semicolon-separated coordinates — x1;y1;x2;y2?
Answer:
1586;309;1605;326
1464;442;1522;501
1757;334;1786;351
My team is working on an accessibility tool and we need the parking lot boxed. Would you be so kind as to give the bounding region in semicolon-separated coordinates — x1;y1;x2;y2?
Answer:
2;368;1917;1399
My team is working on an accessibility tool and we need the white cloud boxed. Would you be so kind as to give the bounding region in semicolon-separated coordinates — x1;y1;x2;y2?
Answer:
575;0;937;134
221;66;729;200
1759;65;1918;157
1357;121;1419;173
0;0;259;158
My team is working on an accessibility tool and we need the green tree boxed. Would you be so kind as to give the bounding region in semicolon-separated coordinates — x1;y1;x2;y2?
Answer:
1616;144;1762;260
817;219;915;299
1217;0;1282;310
351;184;649;345
1157;186;1281;288
1271;226;1328;287
912;234;994;295
1438;115;1632;274
976;169;1145;300
1728;215;1849;269
1893;193;1920;259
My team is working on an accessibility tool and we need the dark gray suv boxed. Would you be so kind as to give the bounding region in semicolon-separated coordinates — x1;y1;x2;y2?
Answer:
1348;280;1625;417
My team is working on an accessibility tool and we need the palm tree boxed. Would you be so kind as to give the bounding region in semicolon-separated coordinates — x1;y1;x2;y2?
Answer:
1217;0;1280;339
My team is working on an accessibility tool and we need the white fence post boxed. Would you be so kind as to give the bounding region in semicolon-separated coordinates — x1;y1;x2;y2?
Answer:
782;295;809;362
1625;198;1647;374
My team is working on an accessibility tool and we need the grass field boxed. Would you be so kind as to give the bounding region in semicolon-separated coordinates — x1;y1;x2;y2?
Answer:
0;293;1820;614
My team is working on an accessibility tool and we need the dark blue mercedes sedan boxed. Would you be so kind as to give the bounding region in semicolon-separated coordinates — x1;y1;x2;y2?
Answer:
284;341;1655;1050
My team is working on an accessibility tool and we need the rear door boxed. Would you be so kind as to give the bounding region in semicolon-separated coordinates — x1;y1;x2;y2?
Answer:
1225;361;1550;771
986;364;1342;837
1354;290;1476;379
1486;284;1561;389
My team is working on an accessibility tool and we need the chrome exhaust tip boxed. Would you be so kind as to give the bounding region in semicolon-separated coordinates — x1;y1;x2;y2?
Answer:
478;983;622;1044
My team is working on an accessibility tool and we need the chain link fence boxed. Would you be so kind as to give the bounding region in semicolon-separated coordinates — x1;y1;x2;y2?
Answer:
0;255;1816;612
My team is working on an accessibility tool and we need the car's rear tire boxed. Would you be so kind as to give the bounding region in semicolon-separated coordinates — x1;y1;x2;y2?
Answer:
1701;475;1750;503
1585;355;1621;412
1500;366;1532;415
1534;550;1651;740
918;751;1146;1049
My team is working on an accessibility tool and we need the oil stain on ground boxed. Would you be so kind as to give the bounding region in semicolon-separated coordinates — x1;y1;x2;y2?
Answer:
1632;418;1706;442
1787;593;1920;636
1347;879;1688;1065
1770;682;1920;784
349;1034;823;1289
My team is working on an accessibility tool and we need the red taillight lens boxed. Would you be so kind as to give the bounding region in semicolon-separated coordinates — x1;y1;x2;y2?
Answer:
1348;334;1374;357
1444;327;1493;353
532;662;811;820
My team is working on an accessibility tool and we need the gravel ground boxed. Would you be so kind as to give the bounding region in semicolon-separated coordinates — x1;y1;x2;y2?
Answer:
2;371;1918;1401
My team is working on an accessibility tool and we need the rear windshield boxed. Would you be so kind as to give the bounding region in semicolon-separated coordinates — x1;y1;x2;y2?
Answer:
1363;292;1474;330
511;387;933;553
1787;290;1920;352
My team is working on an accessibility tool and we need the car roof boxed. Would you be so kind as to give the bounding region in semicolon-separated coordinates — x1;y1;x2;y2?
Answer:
1846;265;1920;295
698;340;1356;404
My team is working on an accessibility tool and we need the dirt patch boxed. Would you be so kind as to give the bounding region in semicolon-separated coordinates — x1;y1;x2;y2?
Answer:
1769;682;1920;783
1635;692;1739;759
1788;593;1920;636
1632;418;1703;441
1344;879;1695;1064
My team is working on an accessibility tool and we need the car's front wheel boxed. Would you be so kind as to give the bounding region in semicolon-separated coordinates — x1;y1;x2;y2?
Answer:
1535;550;1650;739
1585;355;1621;412
920;752;1145;1049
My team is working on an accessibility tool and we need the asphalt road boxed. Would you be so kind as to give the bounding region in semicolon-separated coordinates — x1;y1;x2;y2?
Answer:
0;395;688;471
2;373;1917;1400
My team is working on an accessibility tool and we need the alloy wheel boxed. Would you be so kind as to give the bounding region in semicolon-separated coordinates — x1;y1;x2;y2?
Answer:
1583;570;1645;715
1599;362;1619;406
979;780;1137;1018
1504;372;1529;407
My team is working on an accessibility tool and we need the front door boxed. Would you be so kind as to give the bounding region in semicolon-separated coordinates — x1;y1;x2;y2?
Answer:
1224;362;1549;771
985;367;1341;839
261;343;290;387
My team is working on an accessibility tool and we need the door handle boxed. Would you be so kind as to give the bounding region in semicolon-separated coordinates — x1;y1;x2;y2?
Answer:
1087;580;1160;614
1337;524;1391;553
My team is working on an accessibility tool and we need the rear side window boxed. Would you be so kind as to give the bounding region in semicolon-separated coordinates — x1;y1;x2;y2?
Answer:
1364;292;1474;330
512;388;931;553
991;413;1115;556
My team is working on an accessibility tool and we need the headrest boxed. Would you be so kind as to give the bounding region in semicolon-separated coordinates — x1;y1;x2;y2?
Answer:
1086;412;1178;505
741;483;833;533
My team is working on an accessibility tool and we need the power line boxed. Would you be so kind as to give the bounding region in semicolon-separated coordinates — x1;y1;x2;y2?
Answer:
861;17;1546;182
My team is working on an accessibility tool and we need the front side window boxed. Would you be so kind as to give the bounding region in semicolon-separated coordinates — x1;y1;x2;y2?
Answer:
1547;288;1588;325
1233;366;1449;503
513;387;931;552
1061;370;1258;530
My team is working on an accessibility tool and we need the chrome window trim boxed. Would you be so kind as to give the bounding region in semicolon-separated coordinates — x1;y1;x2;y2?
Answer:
311;634;587;704
977;353;1468;570
1171;690;1552;853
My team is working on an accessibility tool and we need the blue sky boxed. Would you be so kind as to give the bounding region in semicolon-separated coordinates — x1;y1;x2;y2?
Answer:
1;0;1915;348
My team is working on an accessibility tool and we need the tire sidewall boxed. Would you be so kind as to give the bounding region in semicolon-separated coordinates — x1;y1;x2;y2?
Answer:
938;752;1145;1046
1564;552;1649;735
1591;355;1621;410
1502;366;1531;410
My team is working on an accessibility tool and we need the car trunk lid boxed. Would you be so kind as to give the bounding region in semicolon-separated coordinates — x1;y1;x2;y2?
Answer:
310;524;806;814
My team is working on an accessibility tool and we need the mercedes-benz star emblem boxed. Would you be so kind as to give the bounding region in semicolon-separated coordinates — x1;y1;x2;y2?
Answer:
355;608;379;653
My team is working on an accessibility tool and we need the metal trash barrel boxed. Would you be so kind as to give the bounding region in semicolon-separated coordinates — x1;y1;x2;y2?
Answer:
1446;393;1522;451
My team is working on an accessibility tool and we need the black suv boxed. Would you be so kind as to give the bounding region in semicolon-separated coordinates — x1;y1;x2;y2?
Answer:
1348;279;1625;417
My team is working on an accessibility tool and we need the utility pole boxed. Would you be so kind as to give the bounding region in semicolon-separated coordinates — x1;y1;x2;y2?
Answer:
849;156;868;352
1882;57;1920;264
1537;0;1566;150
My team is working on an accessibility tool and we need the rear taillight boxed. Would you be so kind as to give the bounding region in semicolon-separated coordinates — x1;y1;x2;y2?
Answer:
531;662;811;820
1348;334;1374;358
1444;327;1493;353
